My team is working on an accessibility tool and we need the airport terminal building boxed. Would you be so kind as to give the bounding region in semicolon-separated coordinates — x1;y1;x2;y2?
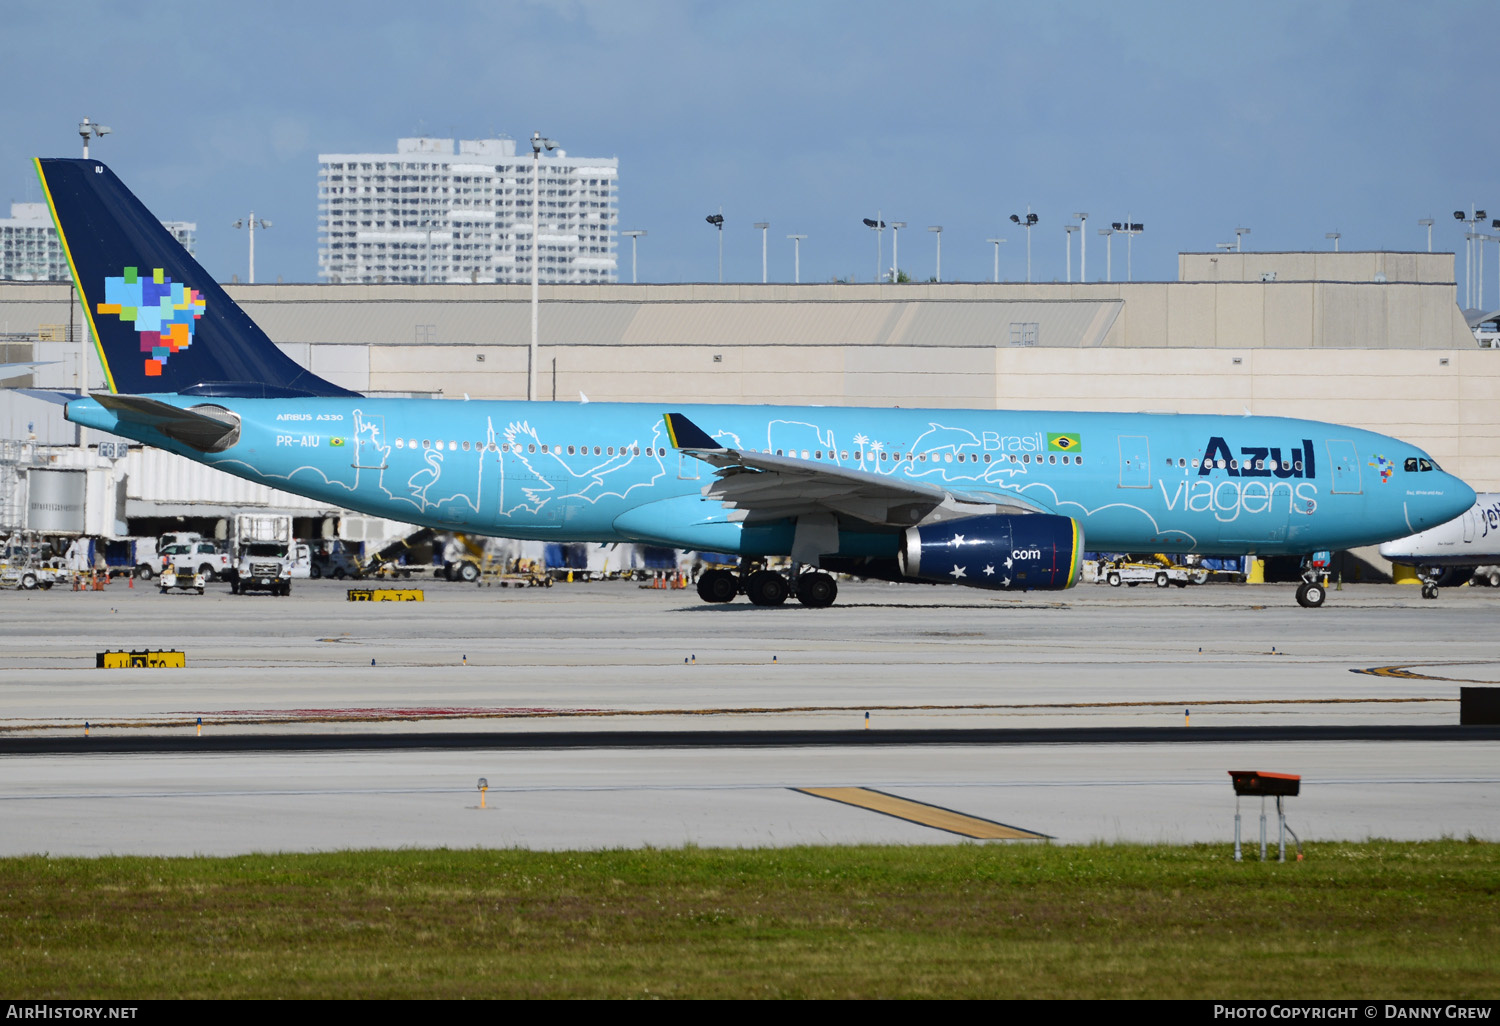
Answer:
0;249;1493;547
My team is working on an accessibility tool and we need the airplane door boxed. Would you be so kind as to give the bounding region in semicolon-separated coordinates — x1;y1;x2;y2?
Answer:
1326;439;1361;494
1118;436;1151;489
1464;505;1477;543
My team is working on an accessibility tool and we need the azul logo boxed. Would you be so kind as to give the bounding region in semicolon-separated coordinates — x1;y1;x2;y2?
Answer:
1198;437;1316;479
1368;454;1394;483
96;266;205;377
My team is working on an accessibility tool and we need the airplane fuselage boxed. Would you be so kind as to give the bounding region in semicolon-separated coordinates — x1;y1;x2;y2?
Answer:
67;396;1471;559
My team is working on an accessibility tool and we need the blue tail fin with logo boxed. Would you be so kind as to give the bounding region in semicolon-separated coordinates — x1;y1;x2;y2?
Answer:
34;157;358;399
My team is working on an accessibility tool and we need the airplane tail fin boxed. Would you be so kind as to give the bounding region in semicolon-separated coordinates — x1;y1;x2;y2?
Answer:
34;158;358;399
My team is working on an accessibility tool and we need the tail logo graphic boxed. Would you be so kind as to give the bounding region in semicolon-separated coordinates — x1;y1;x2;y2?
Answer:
95;266;206;377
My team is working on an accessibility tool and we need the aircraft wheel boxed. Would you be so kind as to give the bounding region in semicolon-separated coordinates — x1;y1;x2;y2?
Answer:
795;572;838;608
1106;571;1121;587
1489;571;1500;588
1421;581;1439;600
696;568;739;603
1154;572;1170;588
745;570;789;607
1295;581;1326;608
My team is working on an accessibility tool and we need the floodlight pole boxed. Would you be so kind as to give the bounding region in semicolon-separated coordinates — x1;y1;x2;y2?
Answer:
986;237;1005;283
1418;218;1433;253
1073;213;1088;281
928;226;943;282
787;234;806;283
1099;227;1115;282
755;222;769;283
530;131;558;402
1065;224;1077;283
622;230;646;283
232;213;272;284
1235;227;1251;251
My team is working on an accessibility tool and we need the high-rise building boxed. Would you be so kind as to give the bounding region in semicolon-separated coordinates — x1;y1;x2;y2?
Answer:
317;137;618;285
0;203;195;281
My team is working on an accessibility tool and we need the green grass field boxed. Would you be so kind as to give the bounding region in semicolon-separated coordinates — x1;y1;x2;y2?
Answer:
3;841;1497;999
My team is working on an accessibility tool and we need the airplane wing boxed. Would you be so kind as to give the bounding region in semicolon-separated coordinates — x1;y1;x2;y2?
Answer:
663;412;1047;528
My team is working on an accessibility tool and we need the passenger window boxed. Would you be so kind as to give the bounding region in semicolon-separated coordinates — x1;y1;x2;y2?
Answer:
608;446;615;456
841;451;849;460
540;444;548;453
918;454;926;462
527;444;535;453
594;446;601;456
633;447;640;456
1179;458;1187;468
396;438;405;449
1191;458;1199;467
568;445;576;455
422;439;430;449
1254;459;1263;469
462;441;471;451
1023;454;1030;464
983;454;991;463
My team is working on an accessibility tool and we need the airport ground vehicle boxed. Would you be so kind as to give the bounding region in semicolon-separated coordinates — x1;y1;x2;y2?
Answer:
1097;555;1207;589
309;542;364;580
158;539;230;581
231;515;294;595
0;535;65;590
157;565;205;594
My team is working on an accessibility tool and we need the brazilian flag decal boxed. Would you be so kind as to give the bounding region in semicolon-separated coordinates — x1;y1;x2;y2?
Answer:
330;437;346;447
1048;432;1082;453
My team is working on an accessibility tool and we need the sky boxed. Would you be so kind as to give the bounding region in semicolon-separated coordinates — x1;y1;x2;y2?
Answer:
5;0;1498;287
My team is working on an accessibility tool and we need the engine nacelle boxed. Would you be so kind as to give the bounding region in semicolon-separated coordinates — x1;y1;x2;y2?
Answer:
898;514;1083;591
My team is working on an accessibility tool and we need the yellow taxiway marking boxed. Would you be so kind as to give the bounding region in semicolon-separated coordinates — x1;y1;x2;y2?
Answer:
1353;663;1500;684
794;787;1049;840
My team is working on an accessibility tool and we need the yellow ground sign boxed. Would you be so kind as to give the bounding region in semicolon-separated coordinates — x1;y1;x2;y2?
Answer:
96;650;186;669
347;589;425;602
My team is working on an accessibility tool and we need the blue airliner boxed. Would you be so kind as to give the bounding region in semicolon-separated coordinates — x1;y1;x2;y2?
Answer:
23;157;1476;608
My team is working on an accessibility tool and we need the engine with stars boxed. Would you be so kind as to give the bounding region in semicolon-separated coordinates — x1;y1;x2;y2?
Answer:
896;514;1083;591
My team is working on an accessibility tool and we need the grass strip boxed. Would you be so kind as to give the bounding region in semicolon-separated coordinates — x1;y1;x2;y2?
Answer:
2;840;1497;999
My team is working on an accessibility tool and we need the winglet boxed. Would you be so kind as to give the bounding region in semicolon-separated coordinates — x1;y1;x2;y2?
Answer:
663;412;723;450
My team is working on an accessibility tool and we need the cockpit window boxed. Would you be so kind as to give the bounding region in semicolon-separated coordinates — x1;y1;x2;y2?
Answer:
1404;458;1419;472
1419;458;1434;472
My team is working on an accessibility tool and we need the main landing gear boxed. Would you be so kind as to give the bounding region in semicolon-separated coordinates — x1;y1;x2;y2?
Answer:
696;564;838;608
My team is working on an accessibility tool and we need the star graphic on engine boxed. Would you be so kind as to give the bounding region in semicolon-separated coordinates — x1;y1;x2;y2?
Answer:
949;564;967;579
983;565;995;576
951;534;966;546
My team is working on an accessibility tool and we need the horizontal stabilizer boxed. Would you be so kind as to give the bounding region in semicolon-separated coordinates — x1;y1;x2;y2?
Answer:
10;388;82;405
90;392;240;452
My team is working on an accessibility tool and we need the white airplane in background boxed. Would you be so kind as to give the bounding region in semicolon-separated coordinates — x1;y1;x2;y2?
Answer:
1380;492;1500;598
